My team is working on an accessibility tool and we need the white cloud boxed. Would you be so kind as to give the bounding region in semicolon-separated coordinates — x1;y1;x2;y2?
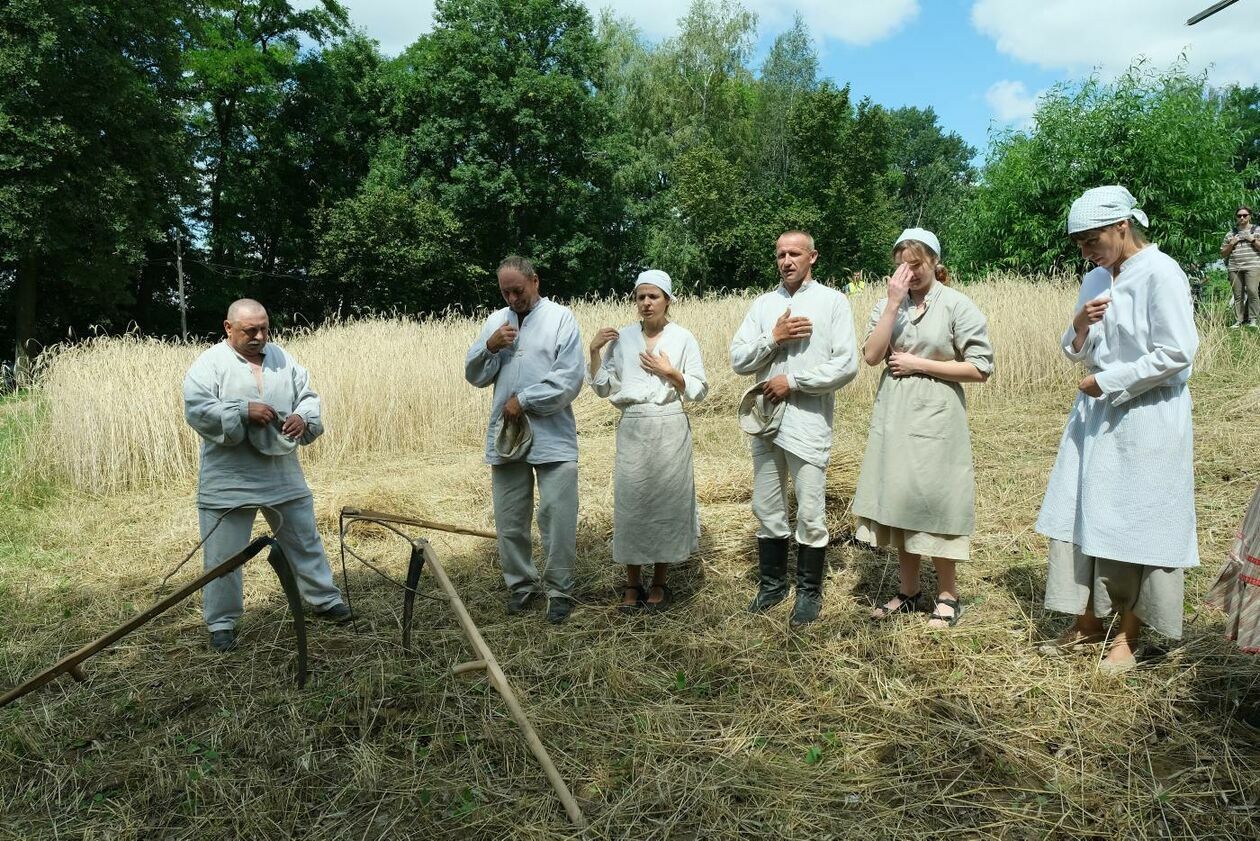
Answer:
985;79;1041;127
767;0;920;46
972;0;1260;87
324;1;920;55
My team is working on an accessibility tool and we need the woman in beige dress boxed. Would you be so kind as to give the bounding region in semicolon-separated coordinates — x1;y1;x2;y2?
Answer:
852;228;994;628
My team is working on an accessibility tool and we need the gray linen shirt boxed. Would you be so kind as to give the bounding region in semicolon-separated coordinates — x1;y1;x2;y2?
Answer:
183;341;322;509
464;297;585;466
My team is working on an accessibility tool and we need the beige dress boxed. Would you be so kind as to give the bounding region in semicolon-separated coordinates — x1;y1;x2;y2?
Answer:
851;282;994;560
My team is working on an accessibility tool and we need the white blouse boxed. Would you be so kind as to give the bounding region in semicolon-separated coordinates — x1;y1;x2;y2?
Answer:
587;322;708;408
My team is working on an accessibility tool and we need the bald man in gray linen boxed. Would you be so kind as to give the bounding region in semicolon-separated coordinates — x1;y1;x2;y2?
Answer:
183;299;349;653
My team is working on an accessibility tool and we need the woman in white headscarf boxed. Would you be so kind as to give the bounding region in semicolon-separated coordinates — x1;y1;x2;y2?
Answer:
853;228;994;629
1036;186;1199;673
588;270;708;613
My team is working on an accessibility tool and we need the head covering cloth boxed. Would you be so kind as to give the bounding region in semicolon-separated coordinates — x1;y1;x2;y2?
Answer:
634;269;676;301
1067;185;1149;234
894;227;941;259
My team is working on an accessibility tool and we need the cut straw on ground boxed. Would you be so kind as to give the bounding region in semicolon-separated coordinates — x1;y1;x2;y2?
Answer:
1;277;1258;839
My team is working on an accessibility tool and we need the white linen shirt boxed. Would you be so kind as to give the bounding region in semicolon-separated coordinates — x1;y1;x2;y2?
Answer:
464;297;585;466
729;279;859;468
587;322;708;408
183;341;321;509
1037;245;1200;568
1060;246;1197;406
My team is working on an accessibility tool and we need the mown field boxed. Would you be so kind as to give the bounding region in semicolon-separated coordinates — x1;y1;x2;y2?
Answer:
1;276;1258;840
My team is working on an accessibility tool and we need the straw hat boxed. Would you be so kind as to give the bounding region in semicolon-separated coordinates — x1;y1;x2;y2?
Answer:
494;413;533;460
738;382;785;439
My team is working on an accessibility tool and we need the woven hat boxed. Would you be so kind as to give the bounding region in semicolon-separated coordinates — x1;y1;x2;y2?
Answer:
494;413;533;460
248;410;299;457
738;382;785;439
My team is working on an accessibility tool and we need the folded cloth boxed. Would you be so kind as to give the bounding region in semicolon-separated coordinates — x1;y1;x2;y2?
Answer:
494;414;533;460
738;382;786;439
247;410;299;456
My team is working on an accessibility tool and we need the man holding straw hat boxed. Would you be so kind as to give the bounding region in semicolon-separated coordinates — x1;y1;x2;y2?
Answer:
183;298;350;653
465;256;585;624
730;231;859;626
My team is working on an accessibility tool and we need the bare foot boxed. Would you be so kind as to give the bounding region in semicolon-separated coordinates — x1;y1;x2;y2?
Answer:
870;592;917;620
1103;640;1136;664
926;600;956;630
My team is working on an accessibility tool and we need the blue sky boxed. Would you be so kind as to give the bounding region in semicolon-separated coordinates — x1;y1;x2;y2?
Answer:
314;0;1260;162
793;0;1065;160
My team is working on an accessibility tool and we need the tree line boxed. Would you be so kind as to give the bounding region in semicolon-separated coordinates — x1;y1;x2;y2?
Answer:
1;0;1256;373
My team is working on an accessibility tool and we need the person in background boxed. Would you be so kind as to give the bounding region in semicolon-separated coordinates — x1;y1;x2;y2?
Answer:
465;256;585;624
183;298;350;653
1036;186;1199;674
588;270;708;613
1223;205;1260;328
853;229;993;629
729;231;859;627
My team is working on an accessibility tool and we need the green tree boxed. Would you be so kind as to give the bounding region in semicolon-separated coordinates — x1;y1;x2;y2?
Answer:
186;0;347;266
210;30;386;320
757;14;818;186
0;0;192;376
384;0;616;304
886;106;976;234
313;140;472;312
787;85;899;278
1219;84;1260;192
956;62;1248;273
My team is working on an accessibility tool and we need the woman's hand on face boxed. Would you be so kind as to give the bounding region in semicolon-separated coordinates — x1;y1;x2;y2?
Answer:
886;351;922;378
639;349;675;378
1071;296;1110;333
590;327;619;353
887;263;913;304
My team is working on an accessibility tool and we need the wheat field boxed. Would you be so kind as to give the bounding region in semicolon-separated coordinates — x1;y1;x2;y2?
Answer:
1;276;1258;840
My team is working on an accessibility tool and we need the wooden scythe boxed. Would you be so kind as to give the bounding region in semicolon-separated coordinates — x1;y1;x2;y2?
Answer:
338;507;587;828
1;536;308;708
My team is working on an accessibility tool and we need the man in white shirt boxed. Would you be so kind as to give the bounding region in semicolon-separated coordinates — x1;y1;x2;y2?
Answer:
183;299;349;653
465;257;585;624
730;232;859;626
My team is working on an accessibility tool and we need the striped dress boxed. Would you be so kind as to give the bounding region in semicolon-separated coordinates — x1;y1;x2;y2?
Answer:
1206;483;1260;653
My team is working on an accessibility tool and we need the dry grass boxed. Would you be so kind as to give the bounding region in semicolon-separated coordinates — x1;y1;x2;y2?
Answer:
1;276;1258;840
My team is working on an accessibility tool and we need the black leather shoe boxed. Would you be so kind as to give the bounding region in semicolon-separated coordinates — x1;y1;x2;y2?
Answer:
789;544;827;627
313;602;353;623
747;537;790;613
506;590;540;614
546;597;573;625
209;629;237;652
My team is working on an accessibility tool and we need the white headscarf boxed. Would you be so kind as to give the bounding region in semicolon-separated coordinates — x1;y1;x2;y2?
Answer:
894;227;941;259
1067;185;1149;234
634;269;675;300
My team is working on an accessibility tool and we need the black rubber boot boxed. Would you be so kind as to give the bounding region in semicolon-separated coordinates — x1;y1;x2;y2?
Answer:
747;537;790;613
789;544;827;627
